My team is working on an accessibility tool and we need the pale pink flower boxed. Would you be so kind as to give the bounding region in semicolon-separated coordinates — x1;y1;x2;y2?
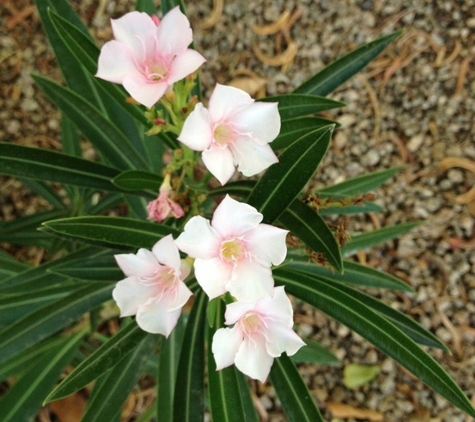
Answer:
113;235;192;336
178;84;280;185
96;8;206;108
174;195;288;302
212;286;305;382
147;174;185;223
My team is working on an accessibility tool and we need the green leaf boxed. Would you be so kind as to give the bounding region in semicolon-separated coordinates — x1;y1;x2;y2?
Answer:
51;255;122;282
21;179;66;209
260;94;345;120
235;370;260;422
343;364;380;388
210;180;255;198
0;142;123;192
0;331;84;422
270;354;324;422
79;333;157;422
43;216;179;250
272;117;339;150
173;290;207;422
247;125;333;224
0;283;112;365
274;268;475;418
112;170;162;192
136;0;157;14
341;221;420;256
157;315;186;422
279;200;343;272
0;250;30;282
45;320;149;403
290;339;340;365
207;299;256;422
294;30;403;96
32;74;149;171
286;250;413;292
317;165;404;197
319;202;384;216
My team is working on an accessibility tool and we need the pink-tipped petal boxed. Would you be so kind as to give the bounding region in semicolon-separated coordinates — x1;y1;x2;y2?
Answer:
167;49;206;84
95;40;142;83
178;103;213;151
175;216;221;259
264;320;306;357
208;84;254;122
112;277;155;317
136;304;182;337
233;102;281;145
194;257;232;299
115;249;157;277
212;326;243;370
122;75;169;108
245;224;288;266
111;12;157;62
152;235;181;271
211;195;262;238
234;335;274;382
227;260;274;302
155;7;193;55
231;137;278;177
202;145;236;185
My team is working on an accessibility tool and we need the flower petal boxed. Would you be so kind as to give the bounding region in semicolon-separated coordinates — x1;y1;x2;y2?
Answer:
155;7;193;55
136;304;182;337
208;84;254;123
202;144;236;186
212;326;242;370
233;101;281;145
194;257;231;299
112;276;155;316
95;40;142;84
230;137;278;177
245;224;288;266
254;286;293;326
211;195;262;238
110;12;157;63
223;300;256;325
152;235;181;271
175;216;220;259
167;49;206;84
178;103;213;151
227;259;274;302
115;249;157;277
167;281;193;311
264;320;306;358
122;75;169;108
234;335;273;382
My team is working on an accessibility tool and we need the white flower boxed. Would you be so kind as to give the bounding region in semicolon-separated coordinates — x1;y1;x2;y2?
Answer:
212;286;305;382
113;235;192;336
178;84;280;185
174;195;288;302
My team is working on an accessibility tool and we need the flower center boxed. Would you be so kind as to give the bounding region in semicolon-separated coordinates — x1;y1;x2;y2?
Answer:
146;61;168;81
214;123;235;145
220;238;245;263
241;312;264;336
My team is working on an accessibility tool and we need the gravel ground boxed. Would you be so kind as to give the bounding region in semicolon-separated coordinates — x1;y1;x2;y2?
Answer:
1;0;475;421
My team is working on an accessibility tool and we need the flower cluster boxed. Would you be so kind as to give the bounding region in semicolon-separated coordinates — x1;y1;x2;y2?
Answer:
101;8;304;382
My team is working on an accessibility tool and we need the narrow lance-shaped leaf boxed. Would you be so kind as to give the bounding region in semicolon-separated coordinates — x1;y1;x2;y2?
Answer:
42;216;180;250
112;170;163;192
270;354;324;422
294;30;403;96
247;125;333;224
274;268;475;418
45;321;149;403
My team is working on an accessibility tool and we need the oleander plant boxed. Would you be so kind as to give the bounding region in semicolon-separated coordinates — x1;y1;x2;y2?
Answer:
1;0;474;421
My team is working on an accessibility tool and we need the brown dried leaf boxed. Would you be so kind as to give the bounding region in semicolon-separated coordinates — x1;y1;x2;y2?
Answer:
251;10;291;35
227;76;267;97
252;40;297;67
50;393;87;422
326;401;383;421
198;0;223;29
439;158;475;204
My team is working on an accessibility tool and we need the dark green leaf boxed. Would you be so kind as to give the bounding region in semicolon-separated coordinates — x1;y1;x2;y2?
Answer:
270;354;324;422
0;331;84;422
247;125;333;224
319;202;384;216
112;170;162;192
173;290;207;422
341;222;420;256
136;0;157;14
279;200;343;272
260;94;345;120
43;216;179;250
210;180;255;198
45;321;149;403
294;31;403;96
51;255;122;282
0;250;30;282
290;339;340;365
21;179;66;209
275;268;475;418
